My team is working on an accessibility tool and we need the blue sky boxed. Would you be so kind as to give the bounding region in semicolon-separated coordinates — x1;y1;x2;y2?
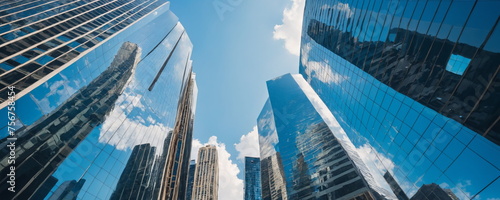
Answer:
169;0;302;199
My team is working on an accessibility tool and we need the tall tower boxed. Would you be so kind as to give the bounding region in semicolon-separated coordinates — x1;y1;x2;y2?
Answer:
258;100;287;200
161;73;198;200
258;74;395;199
300;0;500;199
0;1;197;199
191;145;219;200
185;160;197;200
244;157;262;200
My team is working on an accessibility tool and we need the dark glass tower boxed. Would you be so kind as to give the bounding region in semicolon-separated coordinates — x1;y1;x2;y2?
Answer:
258;74;396;200
258;100;287;200
110;143;156;200
410;183;459;200
185;160;196;200
383;171;409;200
0;1;198;199
244;157;262;200
300;0;500;199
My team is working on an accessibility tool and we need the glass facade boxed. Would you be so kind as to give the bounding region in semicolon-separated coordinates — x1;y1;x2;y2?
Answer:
185;160;196;200
300;0;499;199
258;100;288;200
258;74;398;200
0;1;198;199
244;157;262;200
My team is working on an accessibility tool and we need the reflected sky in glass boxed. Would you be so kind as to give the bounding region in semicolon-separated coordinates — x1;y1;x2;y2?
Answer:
299;0;500;199
0;2;195;199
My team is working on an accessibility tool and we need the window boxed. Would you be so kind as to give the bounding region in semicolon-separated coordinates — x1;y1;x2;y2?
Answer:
445;54;470;75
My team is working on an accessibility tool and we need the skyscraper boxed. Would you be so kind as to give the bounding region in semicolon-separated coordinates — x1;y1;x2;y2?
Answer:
161;72;198;200
258;101;287;200
383;171;409;200
0;1;198;199
48;179;86;200
300;0;499;199
185;160;197;200
258;73;396;200
110;143;156;200
410;183;459;200
192;145;219;200
244;157;262;200
259;153;287;200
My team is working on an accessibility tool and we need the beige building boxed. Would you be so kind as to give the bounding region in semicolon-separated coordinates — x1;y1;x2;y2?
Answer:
191;145;219;200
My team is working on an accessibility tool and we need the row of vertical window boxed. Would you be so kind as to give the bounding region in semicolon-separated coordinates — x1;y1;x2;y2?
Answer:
0;0;162;102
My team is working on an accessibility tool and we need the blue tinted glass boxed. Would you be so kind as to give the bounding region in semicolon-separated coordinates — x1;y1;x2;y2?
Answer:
446;54;471;75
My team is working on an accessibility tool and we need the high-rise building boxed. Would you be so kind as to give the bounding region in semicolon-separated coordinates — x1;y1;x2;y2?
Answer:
185;160;197;200
48;179;86;200
257;73;396;200
300;0;499;199
161;72;198;200
110;143;156;200
383;171;409;200
259;153;287;200
0;1;198;199
258;101;287;200
244;157;262;200
192;145;219;200
410;183;459;200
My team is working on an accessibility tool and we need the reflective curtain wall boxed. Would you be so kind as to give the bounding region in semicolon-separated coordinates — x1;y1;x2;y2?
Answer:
300;0;499;199
258;74;396;200
0;1;198;199
244;157;262;200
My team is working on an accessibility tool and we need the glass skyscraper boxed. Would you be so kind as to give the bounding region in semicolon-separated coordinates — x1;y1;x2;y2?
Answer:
300;0;499;199
244;156;262;200
0;1;198;199
185;160;196;200
258;73;397;200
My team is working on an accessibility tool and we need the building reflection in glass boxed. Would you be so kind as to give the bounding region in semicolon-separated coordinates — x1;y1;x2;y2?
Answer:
258;99;287;200
258;74;397;200
300;0;500;199
48;179;86;200
185;160;196;200
410;183;459;200
0;2;197;199
0;42;140;199
110;143;156;200
383;171;408;200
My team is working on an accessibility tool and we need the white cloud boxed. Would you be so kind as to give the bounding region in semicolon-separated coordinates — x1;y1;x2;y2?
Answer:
234;126;260;161
31;74;78;114
301;43;348;85
273;0;305;56
98;58;171;153
354;144;400;195
98;88;171;153
321;3;354;18
441;180;477;200
191;136;244;200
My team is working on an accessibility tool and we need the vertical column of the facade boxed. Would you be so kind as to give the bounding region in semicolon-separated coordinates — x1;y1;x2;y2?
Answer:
244;157;262;200
160;71;197;200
